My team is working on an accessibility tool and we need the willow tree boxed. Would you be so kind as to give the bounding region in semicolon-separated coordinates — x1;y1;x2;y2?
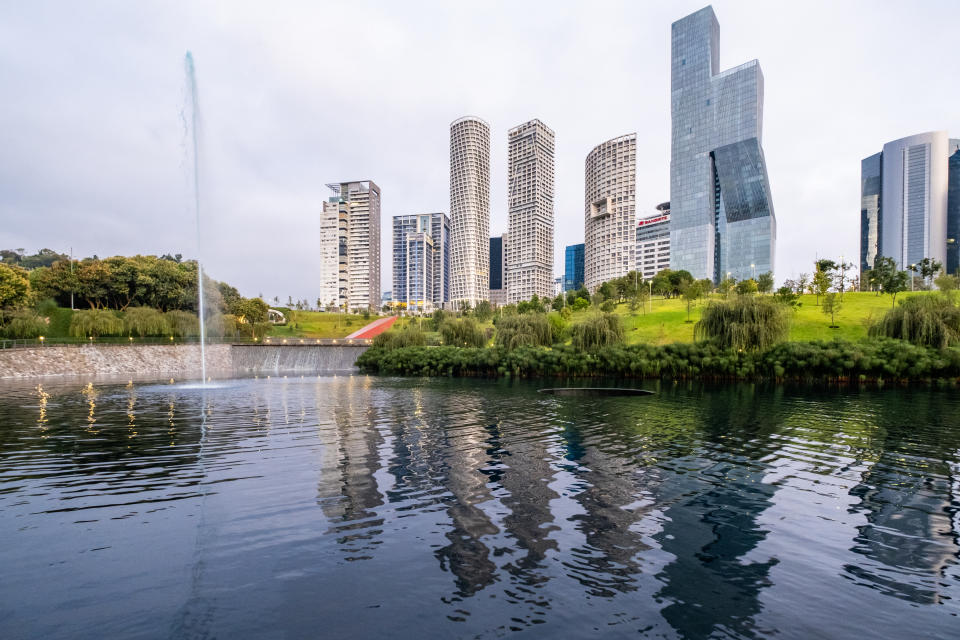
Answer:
570;313;624;351
869;294;960;349
694;296;789;351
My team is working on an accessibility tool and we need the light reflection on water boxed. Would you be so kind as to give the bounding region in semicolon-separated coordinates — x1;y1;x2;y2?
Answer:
0;376;958;639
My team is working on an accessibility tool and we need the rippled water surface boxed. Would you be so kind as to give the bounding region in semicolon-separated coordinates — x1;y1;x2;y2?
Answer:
1;375;959;639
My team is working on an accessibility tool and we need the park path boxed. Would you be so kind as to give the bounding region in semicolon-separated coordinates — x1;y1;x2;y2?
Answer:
346;316;398;339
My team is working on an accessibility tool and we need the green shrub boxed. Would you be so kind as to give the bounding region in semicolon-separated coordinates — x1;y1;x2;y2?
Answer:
205;312;238;338
35;298;60;316
70;309;123;338
695;296;789;351
123;307;168;336
164;310;199;337
440;318;486;347
1;311;47;338
373;326;427;349
494;313;553;349
869;294;960;349
570;313;624;351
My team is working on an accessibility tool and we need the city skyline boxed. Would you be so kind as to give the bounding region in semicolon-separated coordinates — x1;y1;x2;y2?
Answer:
2;1;959;302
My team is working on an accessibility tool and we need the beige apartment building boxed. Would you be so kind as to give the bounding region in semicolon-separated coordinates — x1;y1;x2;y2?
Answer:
449;116;491;308
506;119;555;303
584;134;637;290
319;181;381;311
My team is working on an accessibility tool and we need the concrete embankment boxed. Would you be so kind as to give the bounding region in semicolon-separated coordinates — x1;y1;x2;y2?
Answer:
0;344;368;379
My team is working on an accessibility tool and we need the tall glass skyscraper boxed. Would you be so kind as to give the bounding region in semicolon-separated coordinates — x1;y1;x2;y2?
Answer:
670;6;775;283
564;243;584;291
392;212;449;312
948;142;960;274
860;153;883;275
860;132;954;276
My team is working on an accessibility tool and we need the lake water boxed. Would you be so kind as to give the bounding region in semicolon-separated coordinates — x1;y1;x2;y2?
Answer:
1;375;958;639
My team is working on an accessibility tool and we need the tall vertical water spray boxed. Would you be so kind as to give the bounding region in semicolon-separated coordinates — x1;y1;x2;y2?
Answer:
184;52;207;383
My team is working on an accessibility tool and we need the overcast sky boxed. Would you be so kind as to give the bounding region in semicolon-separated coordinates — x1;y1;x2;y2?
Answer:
2;0;958;302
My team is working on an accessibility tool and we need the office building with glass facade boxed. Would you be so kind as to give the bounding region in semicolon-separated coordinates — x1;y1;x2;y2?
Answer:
564;243;584;291
860;153;883;275
670;6;775;283
860;132;955;276
636;202;671;280
488;234;508;306
948;142;960;274
392;212;449;313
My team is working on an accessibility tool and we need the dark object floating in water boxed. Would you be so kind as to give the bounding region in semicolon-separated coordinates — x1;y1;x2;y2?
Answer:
538;388;654;397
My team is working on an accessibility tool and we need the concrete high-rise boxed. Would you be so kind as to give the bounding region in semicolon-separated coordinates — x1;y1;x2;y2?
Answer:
449;116;491;308
506;119;555;302
860;132;957;275
584;133;637;291
392;213;449;312
319;181;380;311
670;6;776;283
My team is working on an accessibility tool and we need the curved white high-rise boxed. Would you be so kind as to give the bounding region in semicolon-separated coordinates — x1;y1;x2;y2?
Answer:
879;132;951;270
584;133;637;291
449;116;490;307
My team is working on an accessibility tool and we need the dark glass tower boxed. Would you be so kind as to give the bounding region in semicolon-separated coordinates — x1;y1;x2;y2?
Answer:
564;243;584;291
860;152;883;276
489;236;503;290
948;143;960;274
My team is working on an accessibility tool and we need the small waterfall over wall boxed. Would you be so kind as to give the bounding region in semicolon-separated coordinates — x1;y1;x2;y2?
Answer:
231;345;369;374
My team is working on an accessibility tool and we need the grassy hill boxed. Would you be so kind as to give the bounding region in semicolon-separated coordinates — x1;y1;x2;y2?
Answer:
266;291;925;344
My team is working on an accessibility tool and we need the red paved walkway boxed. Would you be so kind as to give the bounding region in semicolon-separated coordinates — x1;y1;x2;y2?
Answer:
346;315;398;339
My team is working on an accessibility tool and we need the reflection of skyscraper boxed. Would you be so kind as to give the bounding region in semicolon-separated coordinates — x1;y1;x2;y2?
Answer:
670;6;776;283
316;378;386;561
847;423;960;604
653;387;780;638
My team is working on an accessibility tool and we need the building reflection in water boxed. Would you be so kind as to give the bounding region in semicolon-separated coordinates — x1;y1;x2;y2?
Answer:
431;391;500;598
846;392;960;604
555;396;659;599
316;376;386;562
653;385;782;640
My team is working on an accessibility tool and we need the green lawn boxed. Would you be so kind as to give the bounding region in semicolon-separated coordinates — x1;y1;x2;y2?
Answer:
267;291;926;343
266;310;396;339
607;290;923;345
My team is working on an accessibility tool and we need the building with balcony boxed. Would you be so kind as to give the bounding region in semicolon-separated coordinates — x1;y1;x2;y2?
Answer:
584;133;637;291
450;116;491;307
506;119;555;302
319;180;380;311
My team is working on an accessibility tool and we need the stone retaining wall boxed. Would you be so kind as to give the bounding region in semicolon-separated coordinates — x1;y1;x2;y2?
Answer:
0;344;233;379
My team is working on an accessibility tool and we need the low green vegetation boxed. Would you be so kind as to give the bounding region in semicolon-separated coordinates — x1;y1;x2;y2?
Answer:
356;339;960;383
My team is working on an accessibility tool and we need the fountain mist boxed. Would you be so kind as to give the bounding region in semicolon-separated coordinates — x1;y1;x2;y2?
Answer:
184;52;207;383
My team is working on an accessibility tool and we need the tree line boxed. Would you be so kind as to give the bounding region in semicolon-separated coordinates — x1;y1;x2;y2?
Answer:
0;250;270;339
